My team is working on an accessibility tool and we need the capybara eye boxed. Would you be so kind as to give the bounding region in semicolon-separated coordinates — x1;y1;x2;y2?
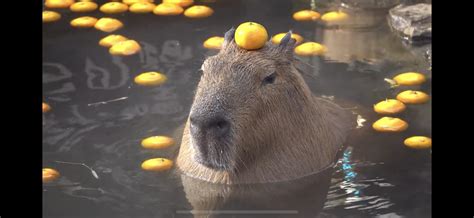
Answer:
262;73;276;85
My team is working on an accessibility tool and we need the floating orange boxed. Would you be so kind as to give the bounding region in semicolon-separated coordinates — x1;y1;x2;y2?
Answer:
294;42;326;56
43;11;61;23
43;168;60;183
393;72;426;86
396;90;430;104
373;99;406;115
99;34;129;47
141;136;175;149
109;40;141;56
134;72;167;86
153;3;184;15
45;0;75;9
321;11;349;22
163;0;193;7
70;1;98;12
372;117;408;132
123;0;154;5
70;16;98;28
203;36;224;49
94;18;123;32
129;2;156;13
293;10;320;21
141;158;174;171
271;32;304;45
183;5;213;18
404;136;432;149
43;102;51;113
100;2;128;14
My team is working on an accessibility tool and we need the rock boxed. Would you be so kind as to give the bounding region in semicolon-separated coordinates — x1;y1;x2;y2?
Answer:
327;0;432;10
388;3;431;43
341;0;401;9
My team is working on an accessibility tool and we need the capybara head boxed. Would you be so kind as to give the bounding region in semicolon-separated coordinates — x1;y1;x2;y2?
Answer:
188;29;315;171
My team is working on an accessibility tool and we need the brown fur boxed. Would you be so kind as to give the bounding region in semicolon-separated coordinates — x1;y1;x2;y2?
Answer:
176;31;354;184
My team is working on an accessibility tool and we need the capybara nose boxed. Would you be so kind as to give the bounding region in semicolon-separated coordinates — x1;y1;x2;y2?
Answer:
190;113;230;139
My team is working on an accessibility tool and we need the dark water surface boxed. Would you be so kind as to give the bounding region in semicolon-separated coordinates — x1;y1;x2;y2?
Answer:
43;0;431;217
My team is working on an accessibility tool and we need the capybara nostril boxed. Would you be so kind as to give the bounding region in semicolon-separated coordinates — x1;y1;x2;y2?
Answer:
209;118;230;138
190;113;230;139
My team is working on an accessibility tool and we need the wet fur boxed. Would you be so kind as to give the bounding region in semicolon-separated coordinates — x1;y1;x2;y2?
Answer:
176;30;355;184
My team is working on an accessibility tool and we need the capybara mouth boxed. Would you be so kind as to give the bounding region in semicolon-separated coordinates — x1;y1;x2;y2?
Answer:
190;119;235;171
192;139;234;171
195;155;232;171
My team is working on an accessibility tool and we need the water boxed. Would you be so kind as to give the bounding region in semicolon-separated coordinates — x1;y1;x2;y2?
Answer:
43;0;431;217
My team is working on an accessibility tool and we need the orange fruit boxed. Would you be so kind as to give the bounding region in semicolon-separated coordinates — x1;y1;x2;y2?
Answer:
163;0;193;7
372;117;408;132
321;11;349;22
43;168;60;183
271;32;304;45
70;1;98;12
122;0;154;5
203;36;224;49
294;42;327;56
42;102;52;113
373;99;406;115
109;40;141;56
129;2;156;13
134;72;167;86
141;136;175;149
404;136;432;149
183;5;213;18
393;72;426;86
396;90;429;104
234;22;268;50
141;158;174;171
99;2;128;14
94;17;123;32
293;10;321;21
43;11;61;23
45;0;75;8
70;16;98;28
153;3;184;15
99;34;129;47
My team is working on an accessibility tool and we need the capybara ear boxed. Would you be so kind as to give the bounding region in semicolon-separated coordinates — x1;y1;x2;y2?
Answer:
277;30;296;58
222;27;237;51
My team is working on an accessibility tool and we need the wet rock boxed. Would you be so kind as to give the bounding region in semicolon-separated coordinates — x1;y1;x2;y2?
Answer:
341;0;401;9
388;3;431;43
318;0;430;10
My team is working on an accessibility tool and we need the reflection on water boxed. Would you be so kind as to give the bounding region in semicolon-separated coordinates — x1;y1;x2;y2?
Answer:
325;147;398;216
85;57;130;90
43;0;430;217
43;62;75;102
177;166;333;218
